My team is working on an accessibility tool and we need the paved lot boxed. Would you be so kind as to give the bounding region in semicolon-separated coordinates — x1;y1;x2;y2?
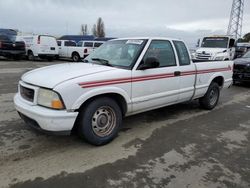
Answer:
0;59;250;188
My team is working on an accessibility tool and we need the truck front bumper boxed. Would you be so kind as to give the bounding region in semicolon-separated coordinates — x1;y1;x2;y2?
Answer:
233;72;250;82
14;94;78;135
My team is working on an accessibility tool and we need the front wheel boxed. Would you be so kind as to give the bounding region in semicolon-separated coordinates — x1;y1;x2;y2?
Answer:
199;82;220;110
77;97;122;146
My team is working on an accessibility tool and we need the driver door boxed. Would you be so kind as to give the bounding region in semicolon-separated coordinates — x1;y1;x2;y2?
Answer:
131;40;180;113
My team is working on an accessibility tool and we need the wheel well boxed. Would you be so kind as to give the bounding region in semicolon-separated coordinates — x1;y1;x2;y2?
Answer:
78;93;127;115
212;76;224;87
27;50;33;54
71;93;127;134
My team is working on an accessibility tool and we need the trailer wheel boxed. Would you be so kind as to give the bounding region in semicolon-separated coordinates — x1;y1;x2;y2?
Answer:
77;97;122;146
199;82;220;110
72;52;80;62
28;51;34;61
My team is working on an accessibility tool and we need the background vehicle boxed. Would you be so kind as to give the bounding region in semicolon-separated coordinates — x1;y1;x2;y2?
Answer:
58;35;114;43
16;35;59;61
14;37;233;146
233;50;250;83
235;42;250;58
194;35;236;61
77;40;104;58
57;40;105;61
0;33;25;59
57;40;84;62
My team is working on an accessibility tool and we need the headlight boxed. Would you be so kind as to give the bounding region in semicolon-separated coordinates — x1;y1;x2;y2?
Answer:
37;88;65;110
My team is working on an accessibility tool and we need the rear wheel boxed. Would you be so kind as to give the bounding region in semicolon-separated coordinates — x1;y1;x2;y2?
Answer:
77;97;122;146
27;51;34;61
72;53;80;62
199;82;220;110
47;57;54;62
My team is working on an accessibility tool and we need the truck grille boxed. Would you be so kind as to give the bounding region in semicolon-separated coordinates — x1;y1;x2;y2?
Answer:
20;85;34;102
195;52;212;60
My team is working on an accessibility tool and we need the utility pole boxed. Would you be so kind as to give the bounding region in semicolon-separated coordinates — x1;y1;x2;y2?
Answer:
227;0;244;39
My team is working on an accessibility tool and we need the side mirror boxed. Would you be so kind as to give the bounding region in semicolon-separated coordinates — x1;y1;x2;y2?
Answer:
138;57;160;70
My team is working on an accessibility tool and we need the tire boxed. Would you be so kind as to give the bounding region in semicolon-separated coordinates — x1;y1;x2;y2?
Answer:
47;57;54;62
13;55;22;60
199;82;220;110
77;97;122;146
72;53;80;62
28;51;34;61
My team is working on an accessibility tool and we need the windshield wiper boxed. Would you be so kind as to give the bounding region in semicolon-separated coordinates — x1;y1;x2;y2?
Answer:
91;58;113;67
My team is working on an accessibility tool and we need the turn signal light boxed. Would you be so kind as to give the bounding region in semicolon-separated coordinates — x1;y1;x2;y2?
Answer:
51;100;64;109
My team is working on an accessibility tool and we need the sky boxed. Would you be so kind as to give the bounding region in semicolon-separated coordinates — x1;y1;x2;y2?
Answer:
0;0;250;47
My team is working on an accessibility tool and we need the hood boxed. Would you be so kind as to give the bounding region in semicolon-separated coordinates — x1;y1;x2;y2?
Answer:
196;48;227;54
234;57;250;65
22;63;115;88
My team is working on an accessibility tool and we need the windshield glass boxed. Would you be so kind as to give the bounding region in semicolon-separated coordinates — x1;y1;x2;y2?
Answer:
85;39;147;69
242;51;250;58
201;37;229;48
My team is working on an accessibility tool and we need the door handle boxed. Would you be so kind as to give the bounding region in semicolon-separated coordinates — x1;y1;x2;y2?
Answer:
174;71;181;76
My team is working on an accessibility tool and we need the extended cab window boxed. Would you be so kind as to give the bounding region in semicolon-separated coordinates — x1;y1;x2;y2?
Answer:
173;41;190;66
84;42;93;47
143;40;176;67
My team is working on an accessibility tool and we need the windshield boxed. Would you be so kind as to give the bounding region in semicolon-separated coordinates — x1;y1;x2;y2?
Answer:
242;51;250;58
85;39;147;69
201;37;229;48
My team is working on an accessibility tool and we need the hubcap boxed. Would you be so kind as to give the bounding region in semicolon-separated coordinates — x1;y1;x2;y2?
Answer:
209;88;218;106
73;55;78;61
92;106;116;137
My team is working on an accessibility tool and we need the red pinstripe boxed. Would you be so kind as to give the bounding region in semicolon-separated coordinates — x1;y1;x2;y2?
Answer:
79;66;231;88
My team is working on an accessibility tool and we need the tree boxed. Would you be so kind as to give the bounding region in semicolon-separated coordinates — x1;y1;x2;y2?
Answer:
92;17;105;37
242;33;250;42
80;24;88;35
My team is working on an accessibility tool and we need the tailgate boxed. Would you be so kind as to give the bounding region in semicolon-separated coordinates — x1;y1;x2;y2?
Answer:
0;41;25;51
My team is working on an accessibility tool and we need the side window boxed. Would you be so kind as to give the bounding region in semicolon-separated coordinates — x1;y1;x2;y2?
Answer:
57;41;61;46
65;41;76;47
173;41;190;66
229;39;235;48
77;41;83;47
94;42;103;47
84;42;93;47
143;40;176;67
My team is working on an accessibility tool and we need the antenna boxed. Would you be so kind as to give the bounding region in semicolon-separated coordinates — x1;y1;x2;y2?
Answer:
227;0;244;39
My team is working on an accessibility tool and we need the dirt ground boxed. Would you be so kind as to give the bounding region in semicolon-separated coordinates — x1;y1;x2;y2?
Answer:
0;59;250;188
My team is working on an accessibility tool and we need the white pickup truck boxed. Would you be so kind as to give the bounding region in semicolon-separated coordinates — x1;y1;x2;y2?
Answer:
57;40;84;62
14;37;233;145
57;40;104;62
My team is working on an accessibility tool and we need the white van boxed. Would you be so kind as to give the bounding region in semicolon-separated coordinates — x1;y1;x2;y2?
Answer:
16;35;59;61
